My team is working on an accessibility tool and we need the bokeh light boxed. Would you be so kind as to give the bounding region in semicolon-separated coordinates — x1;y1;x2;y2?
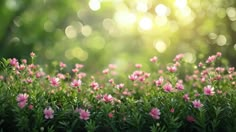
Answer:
155;4;170;17
89;0;101;11
139;17;153;30
154;40;167;53
1;0;236;71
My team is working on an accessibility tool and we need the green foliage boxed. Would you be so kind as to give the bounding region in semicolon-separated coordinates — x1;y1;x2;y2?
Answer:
0;52;236;131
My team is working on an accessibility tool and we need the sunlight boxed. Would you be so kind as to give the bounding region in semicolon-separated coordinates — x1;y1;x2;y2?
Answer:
216;35;227;46
155;16;168;26
114;11;136;27
89;0;101;11
81;25;92;37
154;40;167;53
155;4;170;17
175;0;187;9
65;25;77;39
65;47;88;61
226;7;236;21
136;1;148;12
139;17;153;30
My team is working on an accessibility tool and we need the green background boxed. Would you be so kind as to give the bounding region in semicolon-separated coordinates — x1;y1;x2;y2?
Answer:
1;0;236;72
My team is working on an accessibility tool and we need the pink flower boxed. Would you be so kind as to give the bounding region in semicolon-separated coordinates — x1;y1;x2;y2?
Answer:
36;72;45;78
183;94;190;102
108;112;113;118
17;64;26;71
170;108;175;113
0;75;4;80
57;73;66;80
109;64;117;70
16;93;29;102
167;66;177;72
173;54;184;62
28;104;34;110
18;101;27;108
144;72;151;78
77;72;87;79
9;58;19;67
198;62;203;67
163;83;173;92
228;67;235;74
175;80;184;91
135;64;142;68
204;85;215;96
102;94;113;102
155;76;164;87
217;90;222;94
133;70;143;77
44;107;54;119
22;59;27;64
90;81;99;90
138;76;145;82
192;100;203;109
195;93;200;97
116;83;124;89
150;56;158;63
186;115;195;122
26;78;33;84
75;64;84;69
128;74;138;81
71;79;82;87
79;109;90;120
216;52;222;57
30;52;36;58
206;55;216;63
215;67;225;73
149;108;161;120
59;62;67;68
103;68;109;74
50;77;60;87
109;79;114;84
72;68;79;73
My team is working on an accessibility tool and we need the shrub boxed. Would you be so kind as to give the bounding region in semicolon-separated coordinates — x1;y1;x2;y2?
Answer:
0;52;235;132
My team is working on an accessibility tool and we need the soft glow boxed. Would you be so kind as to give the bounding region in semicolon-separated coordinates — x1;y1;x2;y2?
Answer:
81;25;92;37
155;4;170;17
136;1;148;12
209;33;217;39
114;11;136;26
65;47;88;61
5;0;18;10
102;18;117;35
72;47;88;61
89;0;101;11
155;16;168;26
175;7;195;25
226;7;236;21
175;0;187;9
154;40;167;53
234;44;236;50
216;35;227;46
184;52;196;63
65;25;77;39
139;17;153;30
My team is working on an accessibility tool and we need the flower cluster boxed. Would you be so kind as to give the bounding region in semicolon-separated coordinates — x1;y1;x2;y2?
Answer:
16;93;29;108
1;52;236;131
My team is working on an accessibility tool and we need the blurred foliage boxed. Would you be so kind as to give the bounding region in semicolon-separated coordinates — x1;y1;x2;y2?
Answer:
0;0;236;72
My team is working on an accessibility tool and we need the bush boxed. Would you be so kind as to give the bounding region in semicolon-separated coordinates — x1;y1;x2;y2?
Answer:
0;52;235;132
